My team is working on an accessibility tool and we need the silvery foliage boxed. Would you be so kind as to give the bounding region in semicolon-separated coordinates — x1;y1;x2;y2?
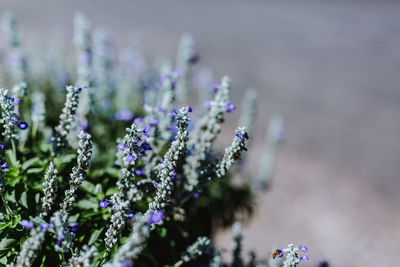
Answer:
40;162;58;218
54;85;81;152
178;236;211;264
175;34;195;103
104;214;150;266
61;131;93;216
232;222;243;267
52;210;75;253
210;251;221;267
215;127;249;178
238;89;257;138
184;76;231;190
8;226;45;267
11;81;27;101
68;245;99;267
104;194;130;250
0;88;18;140
148;107;189;211
258;116;283;190
1;12;26;84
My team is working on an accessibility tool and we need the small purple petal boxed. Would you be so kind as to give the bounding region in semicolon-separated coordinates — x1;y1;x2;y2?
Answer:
20;220;34;230
194;193;199;199
133;117;143;125
0;145;3;149
186;106;193;112
147;210;164;225
10;98;22;105
235;133;244;141
1;162;8;170
117;144;126;151
211;82;219;93
18;122;28;130
299;256;310;262
134;168;145;175
203;99;212;108
99;199;109;208
40;222;52;231
225;101;236;112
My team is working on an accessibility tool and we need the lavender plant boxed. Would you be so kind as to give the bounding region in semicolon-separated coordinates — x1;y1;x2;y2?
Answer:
0;12;305;267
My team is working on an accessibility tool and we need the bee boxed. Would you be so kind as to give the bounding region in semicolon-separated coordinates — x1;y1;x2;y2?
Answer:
272;248;283;259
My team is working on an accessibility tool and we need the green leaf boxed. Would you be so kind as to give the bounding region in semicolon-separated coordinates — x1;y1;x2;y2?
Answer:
20;191;28;209
76;199;98;210
27;167;44;174
105;188;118;196
88;228;103;245
80;181;96;194
21;157;41;171
0;238;16;251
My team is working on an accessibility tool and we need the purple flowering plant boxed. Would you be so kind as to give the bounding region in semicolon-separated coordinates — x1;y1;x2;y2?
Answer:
0;12;292;267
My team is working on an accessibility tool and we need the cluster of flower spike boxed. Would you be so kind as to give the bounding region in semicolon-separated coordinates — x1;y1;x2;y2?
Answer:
178;236;211;265
40;162;58;218
10;226;45;267
60;131;93;215
104;194;130;250
148;106;189;211
53;85;81;153
0;88;26;141
184;76;232;190
69;245;99;267
104;213;150;266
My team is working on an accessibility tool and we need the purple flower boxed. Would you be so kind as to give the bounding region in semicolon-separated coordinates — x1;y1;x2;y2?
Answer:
157;106;166;114
194;193;199;199
117;144;126;151
77;86;88;92
211;82;219;93
135;168;145;175
70;222;79;233
149;118;159;126
125;153;137;163
140;143;152;151
78;119;89;131
125;210;135;219
18;122;28;130
56;232;64;245
122;261;134;267
153;181;159;187
147;210;164;225
171;169;176;180
185;106;193;112
46;136;56;144
10;98;21;105
235;133;245;141
99;199;109;208
298;244;308;253
20;220;34;230
299;256;310;262
40;222;52;231
11;119;21;125
167;110;178;118
225;101;236;112
1;162;8;170
142;126;151;137
0;145;3;149
133;117;143;125
114;109;134;121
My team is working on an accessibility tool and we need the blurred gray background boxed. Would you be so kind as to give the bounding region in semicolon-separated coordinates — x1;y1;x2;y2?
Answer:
1;0;399;266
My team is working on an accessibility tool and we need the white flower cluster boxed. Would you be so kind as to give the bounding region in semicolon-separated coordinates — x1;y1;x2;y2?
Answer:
0;88;18;140
215;127;249;178
68;245;98;267
31;91;46;134
148;107;189;211
61;131;93;215
54;85;81;152
179;236;211;264
185;76;231;190
105;213;150;266
104;194;130;250
116;123;143;195
40;162;58;218
9;227;45;267
11;81;27;101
